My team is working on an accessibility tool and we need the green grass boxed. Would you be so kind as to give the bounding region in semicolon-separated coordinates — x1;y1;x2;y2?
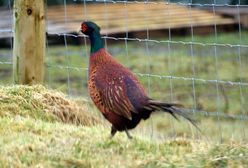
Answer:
0;85;247;168
1;117;248;168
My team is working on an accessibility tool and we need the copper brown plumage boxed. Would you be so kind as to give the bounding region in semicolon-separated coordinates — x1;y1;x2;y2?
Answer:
80;21;198;139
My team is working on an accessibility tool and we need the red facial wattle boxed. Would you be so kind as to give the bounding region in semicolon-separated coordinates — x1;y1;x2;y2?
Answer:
81;23;87;33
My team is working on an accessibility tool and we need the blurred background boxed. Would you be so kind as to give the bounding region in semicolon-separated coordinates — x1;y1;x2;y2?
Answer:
0;0;248;142
1;0;248;5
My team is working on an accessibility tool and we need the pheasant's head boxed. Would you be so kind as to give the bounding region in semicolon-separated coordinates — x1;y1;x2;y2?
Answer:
80;21;101;36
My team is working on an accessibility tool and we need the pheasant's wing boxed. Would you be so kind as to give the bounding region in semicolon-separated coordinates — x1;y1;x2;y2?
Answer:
94;64;148;120
122;73;150;111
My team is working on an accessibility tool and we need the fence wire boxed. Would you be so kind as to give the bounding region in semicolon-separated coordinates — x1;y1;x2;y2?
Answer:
44;0;248;142
0;0;247;141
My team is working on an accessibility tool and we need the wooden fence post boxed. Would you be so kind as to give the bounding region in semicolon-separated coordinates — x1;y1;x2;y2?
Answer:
13;0;45;85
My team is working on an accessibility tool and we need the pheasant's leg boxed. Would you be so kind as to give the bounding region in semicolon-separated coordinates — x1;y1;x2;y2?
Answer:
109;126;117;139
125;128;133;139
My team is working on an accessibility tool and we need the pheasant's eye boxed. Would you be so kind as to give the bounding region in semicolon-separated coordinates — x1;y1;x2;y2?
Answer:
81;23;87;33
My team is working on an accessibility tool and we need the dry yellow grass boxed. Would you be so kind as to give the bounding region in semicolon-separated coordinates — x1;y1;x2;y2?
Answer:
0;85;102;126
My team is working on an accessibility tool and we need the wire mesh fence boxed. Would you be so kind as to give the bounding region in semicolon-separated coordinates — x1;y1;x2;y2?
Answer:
0;0;247;142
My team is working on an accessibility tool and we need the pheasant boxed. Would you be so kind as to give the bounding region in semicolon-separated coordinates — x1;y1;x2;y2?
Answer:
80;21;198;139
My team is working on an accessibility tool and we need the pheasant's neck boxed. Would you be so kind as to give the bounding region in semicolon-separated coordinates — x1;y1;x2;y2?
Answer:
89;48;110;66
89;31;104;53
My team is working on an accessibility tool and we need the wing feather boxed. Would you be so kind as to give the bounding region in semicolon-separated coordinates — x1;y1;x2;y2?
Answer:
94;71;135;120
93;62;149;120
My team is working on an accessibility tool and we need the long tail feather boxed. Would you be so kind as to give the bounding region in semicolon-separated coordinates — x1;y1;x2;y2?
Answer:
147;100;201;131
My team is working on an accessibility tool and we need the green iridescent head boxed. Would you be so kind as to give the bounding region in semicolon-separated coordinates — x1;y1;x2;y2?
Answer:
80;21;101;36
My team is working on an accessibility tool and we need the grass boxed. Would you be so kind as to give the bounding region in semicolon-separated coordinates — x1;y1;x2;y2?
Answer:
0;85;247;168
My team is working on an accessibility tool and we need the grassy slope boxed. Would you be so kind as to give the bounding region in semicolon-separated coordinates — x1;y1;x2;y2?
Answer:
0;85;247;168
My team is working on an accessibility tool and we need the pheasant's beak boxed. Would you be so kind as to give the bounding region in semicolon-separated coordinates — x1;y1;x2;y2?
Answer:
78;27;82;34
